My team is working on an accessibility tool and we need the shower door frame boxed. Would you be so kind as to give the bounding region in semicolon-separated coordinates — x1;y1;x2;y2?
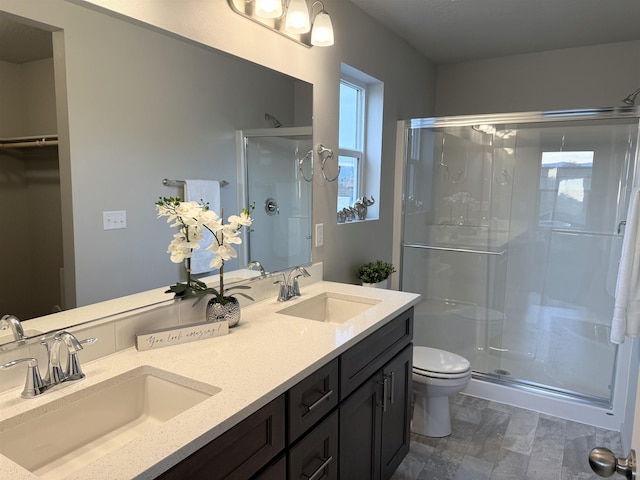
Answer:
395;106;640;432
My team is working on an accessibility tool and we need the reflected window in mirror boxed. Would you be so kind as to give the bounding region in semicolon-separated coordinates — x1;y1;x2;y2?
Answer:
337;64;382;222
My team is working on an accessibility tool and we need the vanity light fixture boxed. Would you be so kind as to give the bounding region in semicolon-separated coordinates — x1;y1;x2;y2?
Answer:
228;0;334;48
254;0;283;18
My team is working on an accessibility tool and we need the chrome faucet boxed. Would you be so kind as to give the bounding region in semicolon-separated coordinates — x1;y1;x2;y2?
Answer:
245;261;267;277
275;266;311;301
0;314;26;341
0;330;96;399
48;331;87;384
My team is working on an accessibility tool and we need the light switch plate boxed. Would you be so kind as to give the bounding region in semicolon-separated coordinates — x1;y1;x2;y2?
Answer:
103;210;127;230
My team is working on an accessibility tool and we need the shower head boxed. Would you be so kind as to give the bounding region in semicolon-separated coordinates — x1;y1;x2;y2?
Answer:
265;113;282;128
622;87;640;106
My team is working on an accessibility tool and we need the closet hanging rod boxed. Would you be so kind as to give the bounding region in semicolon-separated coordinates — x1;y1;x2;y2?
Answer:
162;178;229;188
0;137;59;149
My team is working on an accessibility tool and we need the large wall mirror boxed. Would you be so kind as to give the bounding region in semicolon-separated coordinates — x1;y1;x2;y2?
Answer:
0;4;312;345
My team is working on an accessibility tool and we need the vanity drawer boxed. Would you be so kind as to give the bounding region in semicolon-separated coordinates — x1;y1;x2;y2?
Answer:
340;307;413;399
289;410;338;480
288;358;339;443
157;394;285;480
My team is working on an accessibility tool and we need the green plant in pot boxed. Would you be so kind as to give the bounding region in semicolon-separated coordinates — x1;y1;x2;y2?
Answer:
355;260;396;288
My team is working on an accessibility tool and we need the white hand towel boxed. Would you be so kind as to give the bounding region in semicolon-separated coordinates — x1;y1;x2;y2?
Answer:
611;187;640;344
184;180;221;275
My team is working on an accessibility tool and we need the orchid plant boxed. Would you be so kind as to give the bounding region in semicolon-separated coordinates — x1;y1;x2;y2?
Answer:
156;197;254;304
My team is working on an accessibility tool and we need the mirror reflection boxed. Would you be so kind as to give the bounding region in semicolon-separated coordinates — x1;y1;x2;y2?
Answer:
0;6;312;344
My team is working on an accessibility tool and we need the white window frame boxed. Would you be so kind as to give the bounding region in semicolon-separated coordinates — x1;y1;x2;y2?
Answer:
339;76;367;210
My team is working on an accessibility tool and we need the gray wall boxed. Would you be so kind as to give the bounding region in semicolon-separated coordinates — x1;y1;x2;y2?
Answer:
436;40;640;115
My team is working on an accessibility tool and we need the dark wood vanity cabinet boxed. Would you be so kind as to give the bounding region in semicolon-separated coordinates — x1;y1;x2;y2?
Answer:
155;307;413;480
339;345;413;480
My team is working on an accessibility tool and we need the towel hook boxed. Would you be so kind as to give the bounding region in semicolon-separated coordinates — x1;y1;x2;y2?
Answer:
318;144;340;182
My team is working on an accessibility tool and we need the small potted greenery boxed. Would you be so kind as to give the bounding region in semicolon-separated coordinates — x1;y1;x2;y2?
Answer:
356;260;396;288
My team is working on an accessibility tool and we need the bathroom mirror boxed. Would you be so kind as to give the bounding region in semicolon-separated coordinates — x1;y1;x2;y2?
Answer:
0;5;312;345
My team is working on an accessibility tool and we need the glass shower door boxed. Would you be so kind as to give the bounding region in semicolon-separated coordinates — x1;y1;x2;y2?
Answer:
402;125;513;378
500;119;636;401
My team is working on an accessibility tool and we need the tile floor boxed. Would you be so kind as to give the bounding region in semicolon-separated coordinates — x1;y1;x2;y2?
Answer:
392;394;622;480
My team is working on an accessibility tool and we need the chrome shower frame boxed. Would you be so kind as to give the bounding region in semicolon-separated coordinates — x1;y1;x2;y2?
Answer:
396;106;640;433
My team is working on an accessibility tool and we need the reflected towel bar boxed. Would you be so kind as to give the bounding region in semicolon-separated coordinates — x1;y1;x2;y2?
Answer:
404;243;506;256
162;178;229;188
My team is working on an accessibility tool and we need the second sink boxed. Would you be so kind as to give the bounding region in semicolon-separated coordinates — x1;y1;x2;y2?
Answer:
276;291;381;324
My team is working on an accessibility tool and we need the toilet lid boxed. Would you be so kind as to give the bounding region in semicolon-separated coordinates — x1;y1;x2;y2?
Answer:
413;346;471;376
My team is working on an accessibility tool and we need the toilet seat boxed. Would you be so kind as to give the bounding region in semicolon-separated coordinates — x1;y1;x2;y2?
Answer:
413;346;471;379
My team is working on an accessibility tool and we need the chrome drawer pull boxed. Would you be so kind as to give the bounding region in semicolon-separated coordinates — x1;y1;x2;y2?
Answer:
304;389;333;412
304;456;333;480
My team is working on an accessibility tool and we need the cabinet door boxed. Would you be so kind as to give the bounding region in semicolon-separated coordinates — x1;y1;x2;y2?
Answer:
380;345;412;480
289;410;338;480
339;374;383;480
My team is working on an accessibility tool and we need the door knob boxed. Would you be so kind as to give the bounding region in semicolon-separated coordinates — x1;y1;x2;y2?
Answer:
589;447;636;479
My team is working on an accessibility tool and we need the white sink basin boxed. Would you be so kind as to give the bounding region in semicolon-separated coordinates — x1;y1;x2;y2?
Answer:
0;366;219;479
277;292;381;324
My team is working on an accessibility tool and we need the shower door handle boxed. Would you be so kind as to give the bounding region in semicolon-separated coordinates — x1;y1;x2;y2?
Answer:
589;447;636;479
618;221;627;234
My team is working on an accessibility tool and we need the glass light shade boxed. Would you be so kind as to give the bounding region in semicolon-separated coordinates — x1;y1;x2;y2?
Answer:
255;0;283;18
285;0;311;33
311;11;334;46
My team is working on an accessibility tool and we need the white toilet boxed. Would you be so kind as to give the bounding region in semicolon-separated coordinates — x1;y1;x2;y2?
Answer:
411;346;472;437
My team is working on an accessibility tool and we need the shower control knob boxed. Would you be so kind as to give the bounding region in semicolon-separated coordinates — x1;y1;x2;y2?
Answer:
589;447;636;479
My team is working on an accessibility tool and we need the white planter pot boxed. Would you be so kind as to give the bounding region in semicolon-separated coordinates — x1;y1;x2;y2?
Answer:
361;279;389;289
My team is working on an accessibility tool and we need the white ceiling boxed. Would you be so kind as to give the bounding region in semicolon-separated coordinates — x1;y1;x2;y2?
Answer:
349;0;640;64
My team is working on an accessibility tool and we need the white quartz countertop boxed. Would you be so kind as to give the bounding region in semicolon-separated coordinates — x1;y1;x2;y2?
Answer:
0;282;420;480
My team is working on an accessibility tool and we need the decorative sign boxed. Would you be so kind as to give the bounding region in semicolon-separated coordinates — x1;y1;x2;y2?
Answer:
135;319;229;351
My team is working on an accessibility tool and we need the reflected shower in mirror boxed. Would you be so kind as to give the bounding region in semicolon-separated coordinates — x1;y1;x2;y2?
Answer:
238;127;313;273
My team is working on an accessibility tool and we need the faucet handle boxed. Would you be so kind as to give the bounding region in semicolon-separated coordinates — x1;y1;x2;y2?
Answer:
0;358;47;398
67;337;97;380
273;275;290;302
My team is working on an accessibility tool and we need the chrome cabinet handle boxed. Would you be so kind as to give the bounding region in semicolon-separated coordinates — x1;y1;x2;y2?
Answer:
377;377;389;412
304;456;333;480
303;389;333;412
387;371;395;405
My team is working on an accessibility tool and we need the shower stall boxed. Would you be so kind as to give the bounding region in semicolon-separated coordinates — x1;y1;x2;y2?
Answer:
399;108;640;426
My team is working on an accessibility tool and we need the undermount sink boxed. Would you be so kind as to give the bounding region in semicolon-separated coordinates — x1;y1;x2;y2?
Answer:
0;366;219;479
277;291;381;324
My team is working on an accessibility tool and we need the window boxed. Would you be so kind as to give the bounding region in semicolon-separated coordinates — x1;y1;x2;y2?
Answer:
337;64;383;222
538;151;594;229
338;79;365;211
